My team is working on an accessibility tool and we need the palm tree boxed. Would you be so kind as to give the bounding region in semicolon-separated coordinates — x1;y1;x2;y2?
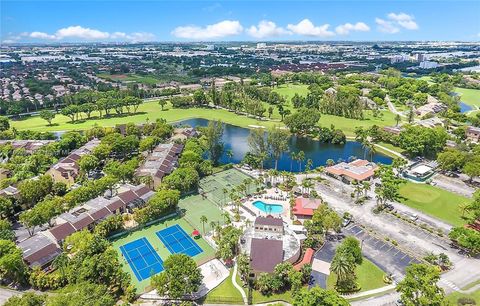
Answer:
52;253;69;280
362;181;371;197
395;113;401;126
354;184;363;201
330;253;356;288
290;152;297;172
200;215;208;234
210;221;217;237
297;150;305;172
305;158;313;178
222;188;229;206
222;211;231;224
226;149;234;162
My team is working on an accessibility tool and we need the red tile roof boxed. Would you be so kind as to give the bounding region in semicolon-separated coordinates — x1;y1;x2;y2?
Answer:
49;222;76;241
293;197;322;217
72;215;94;230
325;159;377;181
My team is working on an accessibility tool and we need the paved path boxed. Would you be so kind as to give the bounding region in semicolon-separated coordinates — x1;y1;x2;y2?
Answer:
345;285;396;300
232;262;248;305
386;95;406;118
373;144;404;158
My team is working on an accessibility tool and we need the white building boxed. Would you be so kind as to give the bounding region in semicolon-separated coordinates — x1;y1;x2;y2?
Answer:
420;61;438;69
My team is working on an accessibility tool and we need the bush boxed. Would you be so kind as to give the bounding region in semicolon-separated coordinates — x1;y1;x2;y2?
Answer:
457;297;476;305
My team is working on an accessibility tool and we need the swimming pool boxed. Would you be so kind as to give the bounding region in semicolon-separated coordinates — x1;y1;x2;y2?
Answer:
252;200;284;214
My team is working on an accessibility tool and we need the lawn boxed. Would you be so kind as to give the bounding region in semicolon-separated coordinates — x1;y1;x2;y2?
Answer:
110;216;215;292
11;100;281;132
454;87;480;108
98;73;162;85
446;289;480;305
203;269;244;304
272;84;310;102
398;182;471;227
327;258;386;293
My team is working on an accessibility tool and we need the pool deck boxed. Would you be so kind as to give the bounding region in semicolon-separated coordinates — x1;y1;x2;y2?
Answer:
242;188;291;220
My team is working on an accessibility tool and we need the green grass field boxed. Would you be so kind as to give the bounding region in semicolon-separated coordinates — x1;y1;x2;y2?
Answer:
97;73;162;85
272;84;310;102
11;101;280;132
398;182;472;226
110;217;215;292
203;269;244;304
446;289;480;305
454;87;480;108
327;258;386;293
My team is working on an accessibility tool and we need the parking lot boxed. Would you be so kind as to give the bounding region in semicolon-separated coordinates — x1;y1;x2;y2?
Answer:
344;224;422;281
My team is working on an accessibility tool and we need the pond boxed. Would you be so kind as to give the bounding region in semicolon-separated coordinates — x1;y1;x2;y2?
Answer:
175;118;393;172
459;101;473;113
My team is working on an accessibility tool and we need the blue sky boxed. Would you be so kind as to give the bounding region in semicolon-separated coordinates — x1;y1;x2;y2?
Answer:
1;1;479;43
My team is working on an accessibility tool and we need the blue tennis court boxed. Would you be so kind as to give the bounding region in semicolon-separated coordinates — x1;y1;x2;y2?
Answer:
156;224;203;257
119;237;164;281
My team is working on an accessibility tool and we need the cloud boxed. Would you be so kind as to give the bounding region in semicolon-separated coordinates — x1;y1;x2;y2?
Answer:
335;22;370;35
376;13;418;33
29;31;56;39
171;20;243;40
17;26;155;42
287;19;335;37
247;20;291;39
55;26;110;40
387;13;418;30
375;18;400;34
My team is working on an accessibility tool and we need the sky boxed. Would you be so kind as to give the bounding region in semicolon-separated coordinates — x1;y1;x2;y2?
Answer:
1;1;479;43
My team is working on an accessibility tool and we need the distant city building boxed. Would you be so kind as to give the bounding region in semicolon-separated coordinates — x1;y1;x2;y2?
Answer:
419;61;438;69
256;43;267;49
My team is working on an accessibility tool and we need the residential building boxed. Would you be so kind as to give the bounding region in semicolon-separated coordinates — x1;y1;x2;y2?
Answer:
46;139;100;185
415;101;447;118
466;126;480;143
18;184;153;269
135;143;183;189
0;140;55;154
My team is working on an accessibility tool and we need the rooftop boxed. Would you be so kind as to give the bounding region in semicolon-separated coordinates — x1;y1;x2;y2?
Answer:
326;159;378;181
250;238;283;273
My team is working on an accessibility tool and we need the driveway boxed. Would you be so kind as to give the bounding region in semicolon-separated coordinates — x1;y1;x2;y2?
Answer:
309;239;338;289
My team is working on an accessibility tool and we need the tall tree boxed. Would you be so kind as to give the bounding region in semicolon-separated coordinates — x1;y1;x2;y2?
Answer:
396;264;445;306
151;254;203;299
201;120;224;166
267;126;290;170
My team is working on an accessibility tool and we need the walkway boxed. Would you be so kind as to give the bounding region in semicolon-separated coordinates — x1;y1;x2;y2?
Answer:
232;262;248;305
344;285;396;300
386;95;406;118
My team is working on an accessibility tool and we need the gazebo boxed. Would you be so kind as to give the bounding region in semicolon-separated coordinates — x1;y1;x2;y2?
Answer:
192;229;201;239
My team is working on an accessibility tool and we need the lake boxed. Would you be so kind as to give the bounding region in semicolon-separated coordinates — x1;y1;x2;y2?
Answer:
175;118;392;172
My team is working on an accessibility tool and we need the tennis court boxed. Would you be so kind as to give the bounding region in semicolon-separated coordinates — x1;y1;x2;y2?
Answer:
119;237;164;282
156;224;203;257
199;168;259;206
